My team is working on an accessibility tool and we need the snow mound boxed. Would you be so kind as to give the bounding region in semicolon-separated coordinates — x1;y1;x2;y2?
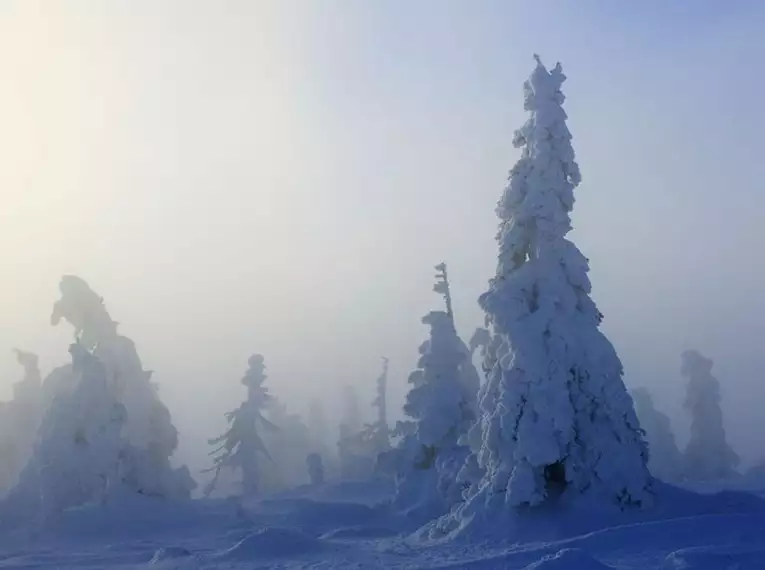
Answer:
215;527;325;560
664;546;765;569
524;548;615;569
148;546;193;564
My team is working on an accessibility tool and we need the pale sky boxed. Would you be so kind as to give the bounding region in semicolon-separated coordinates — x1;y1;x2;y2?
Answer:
2;1;764;474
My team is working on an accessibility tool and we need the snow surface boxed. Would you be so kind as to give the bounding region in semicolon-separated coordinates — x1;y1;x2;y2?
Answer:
2;479;765;569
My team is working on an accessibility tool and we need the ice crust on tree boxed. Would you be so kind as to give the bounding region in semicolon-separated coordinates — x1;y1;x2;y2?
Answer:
48;276;194;499
205;354;277;497
632;387;684;483
464;56;651;510
681;350;738;481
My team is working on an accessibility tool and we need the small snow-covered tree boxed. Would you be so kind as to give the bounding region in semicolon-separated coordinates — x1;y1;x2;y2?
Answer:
205;354;276;497
0;350;44;493
631;387;683;483
12;343;128;517
50;276;194;499
681;350;738;481
458;56;651;513
384;264;481;515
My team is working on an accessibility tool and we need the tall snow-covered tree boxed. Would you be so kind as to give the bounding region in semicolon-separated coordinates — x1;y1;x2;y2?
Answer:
205;354;276;497
462;56;651;511
681;350;738;481
50;276;194;499
632;387;683;483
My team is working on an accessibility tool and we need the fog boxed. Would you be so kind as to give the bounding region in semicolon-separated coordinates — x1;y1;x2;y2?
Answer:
2;1;764;478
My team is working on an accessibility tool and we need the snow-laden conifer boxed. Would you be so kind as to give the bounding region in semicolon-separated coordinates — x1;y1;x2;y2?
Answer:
681;350;738;481
632;387;684;483
0;350;44;493
50;276;194;498
387;264;480;515
205;354;276;497
13;343;127;517
464;56;651;510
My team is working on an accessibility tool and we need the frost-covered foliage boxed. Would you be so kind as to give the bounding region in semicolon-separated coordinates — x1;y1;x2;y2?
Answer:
0;350;44;493
205;355;276;497
391;311;475;514
458;56;651;512
306;453;325;485
632;387;684;483
50;276;193;499
383;264;481;516
12;343;127;517
681;350;739;481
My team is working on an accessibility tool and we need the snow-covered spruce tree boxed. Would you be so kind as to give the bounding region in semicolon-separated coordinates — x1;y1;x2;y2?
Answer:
383;264;482;515
681;350;739;481
50;276;194;499
434;263;482;418
631;387;683;483
14;343;128;517
459;56;652;511
205;354;277;497
0;350;44;493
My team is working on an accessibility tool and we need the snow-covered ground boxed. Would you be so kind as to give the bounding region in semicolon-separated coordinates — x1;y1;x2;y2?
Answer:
2;480;765;569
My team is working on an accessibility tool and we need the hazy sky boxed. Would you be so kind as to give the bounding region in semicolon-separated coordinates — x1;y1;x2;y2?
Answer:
2;1;764;473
